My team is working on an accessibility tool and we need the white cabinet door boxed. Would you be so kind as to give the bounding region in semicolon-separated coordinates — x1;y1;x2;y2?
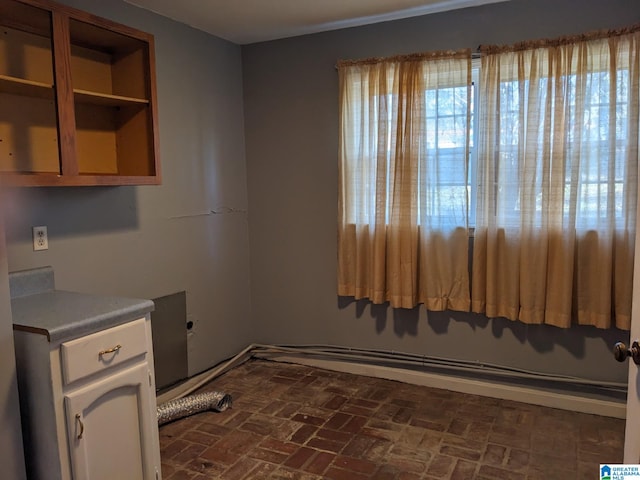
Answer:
64;363;157;480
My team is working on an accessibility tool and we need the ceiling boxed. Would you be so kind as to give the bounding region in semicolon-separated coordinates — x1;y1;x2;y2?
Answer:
123;0;510;45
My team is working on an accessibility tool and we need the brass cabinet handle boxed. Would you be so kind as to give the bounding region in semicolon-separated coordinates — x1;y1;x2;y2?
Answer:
98;344;122;357
75;414;84;440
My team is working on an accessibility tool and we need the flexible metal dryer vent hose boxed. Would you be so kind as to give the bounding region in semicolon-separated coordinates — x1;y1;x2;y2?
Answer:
157;391;232;426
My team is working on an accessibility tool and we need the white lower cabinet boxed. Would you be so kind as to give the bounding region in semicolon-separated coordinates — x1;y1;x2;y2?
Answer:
64;363;158;480
13;315;162;480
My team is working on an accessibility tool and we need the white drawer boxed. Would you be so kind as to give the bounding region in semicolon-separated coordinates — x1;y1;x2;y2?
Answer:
60;318;148;385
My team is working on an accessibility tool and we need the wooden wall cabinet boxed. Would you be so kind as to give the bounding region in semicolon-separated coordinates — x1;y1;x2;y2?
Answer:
0;0;161;186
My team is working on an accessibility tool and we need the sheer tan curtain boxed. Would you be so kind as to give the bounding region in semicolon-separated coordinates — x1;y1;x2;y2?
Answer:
472;29;640;329
338;51;471;310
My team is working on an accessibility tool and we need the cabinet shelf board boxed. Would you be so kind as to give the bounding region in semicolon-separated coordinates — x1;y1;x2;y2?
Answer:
73;89;149;107
0;75;54;99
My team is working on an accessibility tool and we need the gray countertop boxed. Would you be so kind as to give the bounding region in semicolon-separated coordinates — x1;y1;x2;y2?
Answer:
9;266;154;342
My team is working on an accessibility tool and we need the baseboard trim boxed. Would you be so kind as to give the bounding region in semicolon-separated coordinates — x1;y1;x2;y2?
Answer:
258;353;626;419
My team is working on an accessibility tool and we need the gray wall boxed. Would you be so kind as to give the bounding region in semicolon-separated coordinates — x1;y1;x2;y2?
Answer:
0;217;26;480
242;0;640;384
3;0;252;377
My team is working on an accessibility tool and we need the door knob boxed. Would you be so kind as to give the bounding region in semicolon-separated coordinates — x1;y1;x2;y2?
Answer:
614;341;640;365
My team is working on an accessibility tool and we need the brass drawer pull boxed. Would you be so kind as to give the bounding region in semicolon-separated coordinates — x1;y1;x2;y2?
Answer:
75;414;84;440
98;344;122;357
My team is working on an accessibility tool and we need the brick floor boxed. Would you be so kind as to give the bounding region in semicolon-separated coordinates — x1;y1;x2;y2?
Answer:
159;359;624;479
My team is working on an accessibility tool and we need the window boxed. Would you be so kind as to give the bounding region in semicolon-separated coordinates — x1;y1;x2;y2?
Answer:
337;52;472;311
473;34;638;329
338;29;639;329
487;67;632;228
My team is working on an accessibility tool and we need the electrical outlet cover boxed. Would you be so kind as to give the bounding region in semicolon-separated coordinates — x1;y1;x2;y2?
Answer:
33;226;48;251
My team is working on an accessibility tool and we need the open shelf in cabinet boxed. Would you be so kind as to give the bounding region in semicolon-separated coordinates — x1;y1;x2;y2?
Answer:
73;89;149;107
0;0;59;175
75;102;154;176
68;16;156;178
0;75;54;99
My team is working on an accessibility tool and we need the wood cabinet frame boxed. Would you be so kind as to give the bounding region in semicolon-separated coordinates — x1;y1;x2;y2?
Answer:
0;0;161;186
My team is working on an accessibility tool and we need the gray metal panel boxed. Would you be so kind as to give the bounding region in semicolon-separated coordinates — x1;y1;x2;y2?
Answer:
150;291;188;390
